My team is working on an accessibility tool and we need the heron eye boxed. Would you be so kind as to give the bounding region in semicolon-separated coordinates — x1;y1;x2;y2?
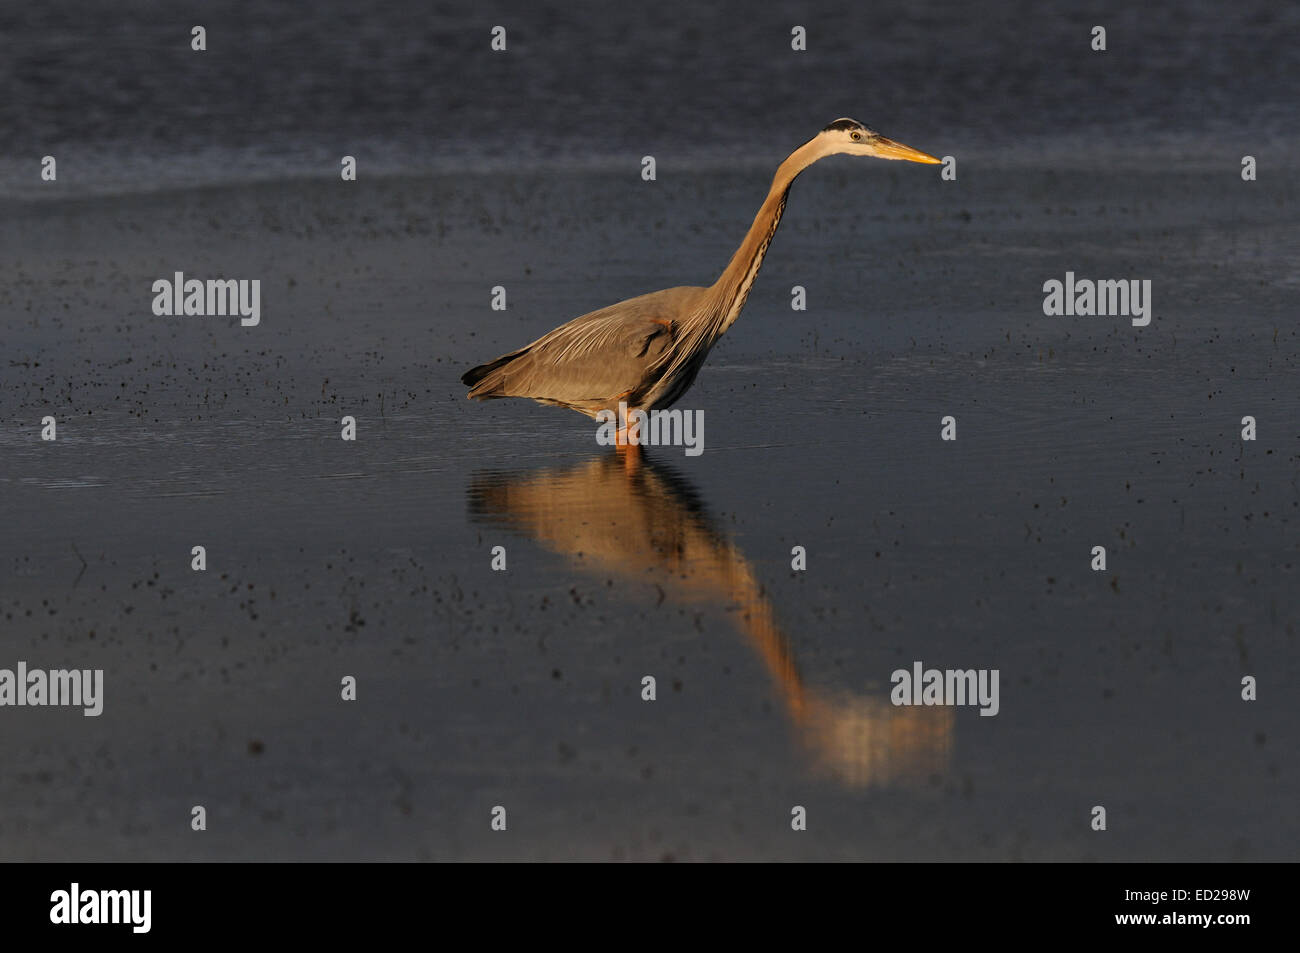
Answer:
850;131;862;141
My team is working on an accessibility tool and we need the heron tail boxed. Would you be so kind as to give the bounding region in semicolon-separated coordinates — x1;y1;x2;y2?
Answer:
462;347;530;399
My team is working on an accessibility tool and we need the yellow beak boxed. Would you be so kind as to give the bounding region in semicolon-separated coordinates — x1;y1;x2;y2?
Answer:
872;136;942;164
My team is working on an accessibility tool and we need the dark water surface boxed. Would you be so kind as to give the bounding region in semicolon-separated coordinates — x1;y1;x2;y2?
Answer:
1;2;1297;860
3;0;1298;193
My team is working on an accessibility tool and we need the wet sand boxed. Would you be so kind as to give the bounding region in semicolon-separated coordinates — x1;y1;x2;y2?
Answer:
1;160;1297;860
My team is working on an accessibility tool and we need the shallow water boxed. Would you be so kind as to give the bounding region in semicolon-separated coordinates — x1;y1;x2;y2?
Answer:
3;0;1299;196
3;0;1299;858
1;152;1295;859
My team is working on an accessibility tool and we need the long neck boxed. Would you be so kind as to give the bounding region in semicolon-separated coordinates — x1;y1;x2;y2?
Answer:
708;137;825;334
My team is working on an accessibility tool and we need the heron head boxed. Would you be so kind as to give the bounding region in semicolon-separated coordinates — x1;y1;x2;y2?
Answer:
819;118;941;164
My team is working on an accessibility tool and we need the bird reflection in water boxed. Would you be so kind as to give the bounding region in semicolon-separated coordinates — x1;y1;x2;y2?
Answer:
467;452;952;788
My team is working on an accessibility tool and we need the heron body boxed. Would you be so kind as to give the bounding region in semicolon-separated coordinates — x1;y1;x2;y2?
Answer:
462;119;939;422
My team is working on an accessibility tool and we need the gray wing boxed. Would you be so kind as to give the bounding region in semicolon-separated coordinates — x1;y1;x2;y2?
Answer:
464;286;707;408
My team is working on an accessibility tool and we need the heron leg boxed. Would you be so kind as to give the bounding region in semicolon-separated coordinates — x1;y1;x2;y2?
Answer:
615;435;642;467
613;396;650;452
614;403;642;462
614;425;642;454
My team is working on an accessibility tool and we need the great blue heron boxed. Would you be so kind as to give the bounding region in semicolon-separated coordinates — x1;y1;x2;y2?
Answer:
461;119;939;430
